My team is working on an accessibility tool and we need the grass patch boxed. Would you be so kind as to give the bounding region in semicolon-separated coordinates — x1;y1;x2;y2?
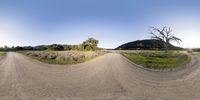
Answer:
122;51;191;69
193;52;200;55
0;52;6;56
32;56;93;65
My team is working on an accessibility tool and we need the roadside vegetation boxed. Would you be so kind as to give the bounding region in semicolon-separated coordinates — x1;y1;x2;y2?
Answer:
120;26;190;69
193;52;200;55
192;48;200;55
0;52;6;56
120;26;189;69
0;37;108;65
21;51;106;65
0;37;103;51
122;51;191;69
14;37;107;65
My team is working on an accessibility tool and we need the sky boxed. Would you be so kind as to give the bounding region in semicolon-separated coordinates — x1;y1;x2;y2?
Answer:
0;0;200;48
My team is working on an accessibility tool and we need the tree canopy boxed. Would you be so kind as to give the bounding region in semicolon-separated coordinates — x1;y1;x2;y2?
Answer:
82;38;99;51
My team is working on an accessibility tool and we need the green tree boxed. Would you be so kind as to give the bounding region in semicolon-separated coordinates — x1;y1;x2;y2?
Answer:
64;45;72;50
48;44;64;51
150;26;182;52
82;38;99;51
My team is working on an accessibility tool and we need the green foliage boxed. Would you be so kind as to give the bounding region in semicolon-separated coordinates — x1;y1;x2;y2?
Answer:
33;56;93;65
122;51;191;69
63;44;84;51
82;38;99;51
47;44;64;51
193;48;200;52
1;37;100;51
190;48;200;54
0;47;5;51
34;45;48;51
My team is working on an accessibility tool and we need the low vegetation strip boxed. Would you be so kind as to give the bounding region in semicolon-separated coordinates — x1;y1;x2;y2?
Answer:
122;51;191;69
193;52;200;55
0;52;6;56
21;51;106;65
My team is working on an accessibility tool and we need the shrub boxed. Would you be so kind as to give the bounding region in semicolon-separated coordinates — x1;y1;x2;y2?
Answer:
48;44;64;51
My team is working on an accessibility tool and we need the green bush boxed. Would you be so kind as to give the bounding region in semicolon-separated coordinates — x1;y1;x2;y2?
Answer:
193;48;200;52
48;44;64;51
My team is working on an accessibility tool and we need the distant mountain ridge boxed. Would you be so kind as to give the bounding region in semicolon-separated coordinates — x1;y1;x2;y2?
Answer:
116;39;182;50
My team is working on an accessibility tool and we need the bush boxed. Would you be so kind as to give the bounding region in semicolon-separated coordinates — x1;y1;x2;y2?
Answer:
48;44;64;51
193;48;200;52
82;38;99;51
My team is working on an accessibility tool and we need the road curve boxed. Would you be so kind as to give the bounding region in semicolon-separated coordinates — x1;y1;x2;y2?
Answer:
0;52;200;100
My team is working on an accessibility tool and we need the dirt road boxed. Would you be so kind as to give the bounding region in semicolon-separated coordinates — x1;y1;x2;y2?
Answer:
0;52;200;100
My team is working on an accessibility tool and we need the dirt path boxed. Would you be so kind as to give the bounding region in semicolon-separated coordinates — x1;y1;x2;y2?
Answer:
0;52;200;100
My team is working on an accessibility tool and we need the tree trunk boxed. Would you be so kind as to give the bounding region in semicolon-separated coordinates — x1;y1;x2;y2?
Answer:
164;42;168;53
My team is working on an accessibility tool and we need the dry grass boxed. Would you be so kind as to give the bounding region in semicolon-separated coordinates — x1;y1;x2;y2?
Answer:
21;51;106;65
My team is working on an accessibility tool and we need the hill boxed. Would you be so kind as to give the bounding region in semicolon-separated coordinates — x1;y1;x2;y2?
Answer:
116;39;182;50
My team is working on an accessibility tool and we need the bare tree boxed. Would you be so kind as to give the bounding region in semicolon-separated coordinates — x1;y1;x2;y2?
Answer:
150;26;182;52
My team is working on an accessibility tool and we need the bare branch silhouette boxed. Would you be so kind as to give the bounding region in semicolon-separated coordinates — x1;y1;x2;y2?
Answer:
150;26;182;52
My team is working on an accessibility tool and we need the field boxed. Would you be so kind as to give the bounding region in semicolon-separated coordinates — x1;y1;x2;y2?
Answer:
122;51;191;69
21;51;106;65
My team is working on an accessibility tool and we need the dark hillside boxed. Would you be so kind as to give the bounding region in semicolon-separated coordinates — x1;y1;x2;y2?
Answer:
116;39;182;50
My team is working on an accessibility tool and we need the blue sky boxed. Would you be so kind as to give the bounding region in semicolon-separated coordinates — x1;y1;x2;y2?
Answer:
0;0;200;48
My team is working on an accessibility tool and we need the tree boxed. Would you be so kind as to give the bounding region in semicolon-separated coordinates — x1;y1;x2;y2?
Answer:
4;45;9;51
15;46;24;51
150;26;182;52
48;44;64;51
34;45;48;51
82;38;99;51
63;45;72;50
